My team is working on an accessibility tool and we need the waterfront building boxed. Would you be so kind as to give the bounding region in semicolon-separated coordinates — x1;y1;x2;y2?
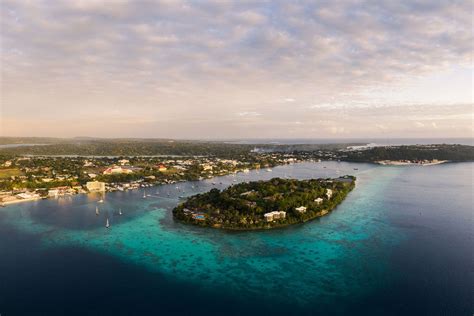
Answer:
86;181;106;192
118;159;130;165
314;197;324;205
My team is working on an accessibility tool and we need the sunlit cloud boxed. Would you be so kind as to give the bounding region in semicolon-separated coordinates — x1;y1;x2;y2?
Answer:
0;0;472;138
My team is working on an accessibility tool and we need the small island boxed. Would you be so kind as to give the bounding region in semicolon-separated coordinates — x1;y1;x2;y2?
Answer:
173;176;356;230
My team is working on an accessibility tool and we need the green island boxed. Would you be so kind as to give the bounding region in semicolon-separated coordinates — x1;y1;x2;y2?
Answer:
173;176;356;230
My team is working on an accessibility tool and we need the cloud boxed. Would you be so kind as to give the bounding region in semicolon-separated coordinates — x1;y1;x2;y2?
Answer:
0;0;472;137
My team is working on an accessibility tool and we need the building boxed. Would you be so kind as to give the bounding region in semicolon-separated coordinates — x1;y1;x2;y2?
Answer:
16;192;40;200
314;197;324;205
103;166;134;175
202;164;213;171
326;189;333;199
295;206;307;213
264;211;286;222
158;164;167;172
86;181;106;192
83;160;94;167
48;189;60;198
3;161;12;167
118;159;130;165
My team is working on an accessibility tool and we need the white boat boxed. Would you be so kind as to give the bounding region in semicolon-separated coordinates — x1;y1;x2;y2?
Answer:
119;208;122;215
266;168;272;172
98;199;104;203
106;218;110;228
143;190;146;198
96;206;99;216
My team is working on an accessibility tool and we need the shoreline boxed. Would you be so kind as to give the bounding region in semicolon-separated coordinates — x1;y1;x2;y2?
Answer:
375;160;449;166
197;209;332;232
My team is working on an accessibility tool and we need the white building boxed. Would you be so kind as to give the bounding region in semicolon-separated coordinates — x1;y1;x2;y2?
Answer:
118;159;130;165
326;189;333;199
295;206;307;213
314;198;324;205
264;211;286;222
103;166;134;175
86;181;106;192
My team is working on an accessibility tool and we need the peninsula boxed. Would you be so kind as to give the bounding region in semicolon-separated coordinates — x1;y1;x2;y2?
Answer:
173;176;355;230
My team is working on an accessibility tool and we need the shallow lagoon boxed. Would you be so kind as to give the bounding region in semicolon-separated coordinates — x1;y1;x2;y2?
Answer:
1;161;472;315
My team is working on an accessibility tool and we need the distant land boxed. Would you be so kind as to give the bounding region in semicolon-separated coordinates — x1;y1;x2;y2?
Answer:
0;137;472;162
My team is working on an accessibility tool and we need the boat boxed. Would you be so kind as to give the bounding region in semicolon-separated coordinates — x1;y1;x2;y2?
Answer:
98;199;104;203
266;168;272;172
119;208;122;215
96;206;99;216
143;190;146;198
106;218;110;228
354;168;358;170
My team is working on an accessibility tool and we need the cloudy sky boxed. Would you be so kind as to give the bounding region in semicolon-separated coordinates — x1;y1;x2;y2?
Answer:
1;0;472;139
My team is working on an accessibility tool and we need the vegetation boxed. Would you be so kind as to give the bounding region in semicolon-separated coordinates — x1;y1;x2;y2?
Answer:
173;176;355;230
342;144;474;162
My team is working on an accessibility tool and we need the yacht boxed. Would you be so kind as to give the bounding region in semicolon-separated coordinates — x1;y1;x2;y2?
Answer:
119;208;123;215
98;199;104;203
106;218;110;228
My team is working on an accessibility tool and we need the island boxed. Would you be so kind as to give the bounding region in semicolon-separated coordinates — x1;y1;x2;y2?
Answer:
173;176;356;230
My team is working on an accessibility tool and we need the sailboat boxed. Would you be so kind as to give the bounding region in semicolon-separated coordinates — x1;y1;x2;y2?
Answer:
143;189;147;198
96;206;99;216
119;208;123;216
106;218;110;228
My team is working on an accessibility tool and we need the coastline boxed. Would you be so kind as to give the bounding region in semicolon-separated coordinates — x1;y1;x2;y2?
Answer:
375;160;449;166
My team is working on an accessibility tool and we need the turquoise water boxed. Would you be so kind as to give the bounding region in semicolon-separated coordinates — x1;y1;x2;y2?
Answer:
1;161;472;315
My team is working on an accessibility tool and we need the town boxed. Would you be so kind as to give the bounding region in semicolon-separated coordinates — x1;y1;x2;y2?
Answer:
0;153;305;206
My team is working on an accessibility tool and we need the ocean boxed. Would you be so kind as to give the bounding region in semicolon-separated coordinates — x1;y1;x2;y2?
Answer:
0;161;472;315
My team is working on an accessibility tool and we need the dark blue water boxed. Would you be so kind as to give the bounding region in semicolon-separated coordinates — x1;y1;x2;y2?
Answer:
0;162;472;315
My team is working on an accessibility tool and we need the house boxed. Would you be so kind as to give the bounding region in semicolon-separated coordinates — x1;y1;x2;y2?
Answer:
295;206;307;213
314;197;324;205
202;164;213;171
3;161;12;167
118;159;130;165
264;213;274;222
326;189;333;199
103;166;134;175
264;211;286;222
48;189;60;198
83;160;94;167
157;164;167;172
86;181;106;192
192;213;205;221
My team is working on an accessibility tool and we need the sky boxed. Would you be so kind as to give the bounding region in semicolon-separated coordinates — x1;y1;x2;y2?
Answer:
0;0;472;139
